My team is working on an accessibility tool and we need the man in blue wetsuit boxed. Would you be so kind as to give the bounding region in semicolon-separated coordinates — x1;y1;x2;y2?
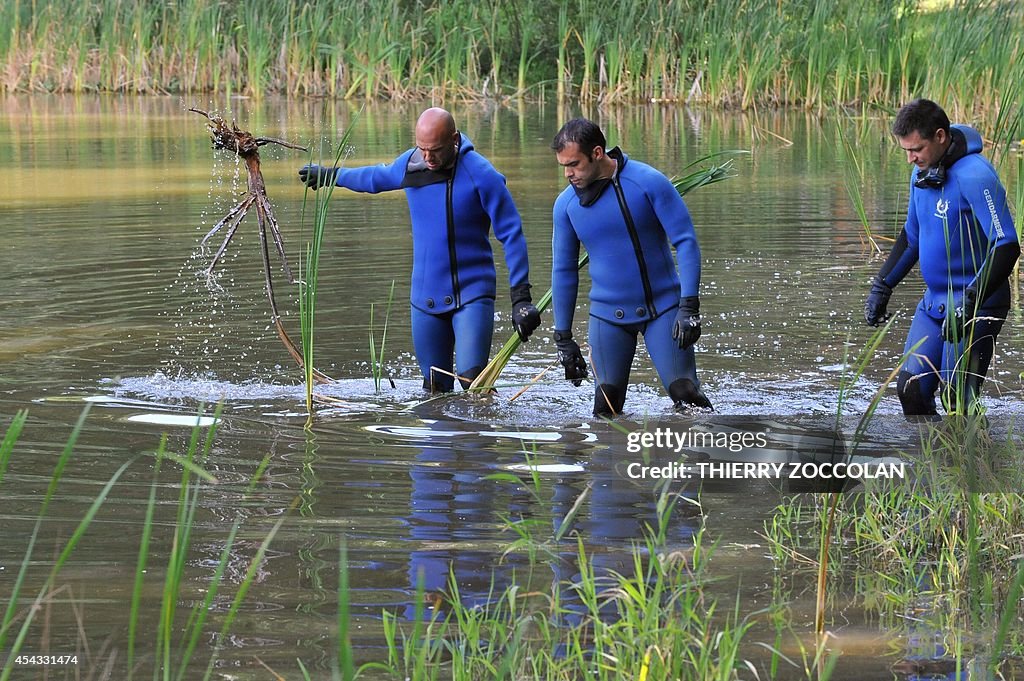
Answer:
865;98;1019;416
299;108;540;392
549;118;712;416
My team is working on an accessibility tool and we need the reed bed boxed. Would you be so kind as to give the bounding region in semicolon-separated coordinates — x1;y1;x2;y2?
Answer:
3;0;1024;127
764;422;1024;671
0;405;298;680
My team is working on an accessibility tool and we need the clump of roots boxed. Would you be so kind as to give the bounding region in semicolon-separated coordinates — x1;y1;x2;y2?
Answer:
190;107;330;382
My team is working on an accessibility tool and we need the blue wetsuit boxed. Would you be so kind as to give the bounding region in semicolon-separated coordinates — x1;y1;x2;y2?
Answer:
332;134;532;391
552;148;711;414
877;125;1019;414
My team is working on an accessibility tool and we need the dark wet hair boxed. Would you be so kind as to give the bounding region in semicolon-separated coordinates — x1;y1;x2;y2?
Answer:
551;118;606;157
892;98;950;140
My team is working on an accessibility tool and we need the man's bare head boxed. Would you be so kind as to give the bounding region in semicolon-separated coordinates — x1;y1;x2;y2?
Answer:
415;108;459;170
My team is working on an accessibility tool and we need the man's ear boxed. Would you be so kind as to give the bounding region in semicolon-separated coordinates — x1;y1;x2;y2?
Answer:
933;127;948;145
591;145;606;161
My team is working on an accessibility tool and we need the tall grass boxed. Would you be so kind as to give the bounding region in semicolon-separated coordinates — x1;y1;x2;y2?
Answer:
2;0;1024;127
765;315;1024;671
371;476;770;680
369;280;396;395
298;114;359;427
0;404;300;680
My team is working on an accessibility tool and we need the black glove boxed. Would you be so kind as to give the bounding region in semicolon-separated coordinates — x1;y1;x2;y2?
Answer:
298;164;338;190
864;277;893;327
942;288;977;342
510;284;541;342
671;296;702;349
554;329;587;386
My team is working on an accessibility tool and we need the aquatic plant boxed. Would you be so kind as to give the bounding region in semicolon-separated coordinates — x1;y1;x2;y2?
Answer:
365;466;774;680
368;280;396;395
297;117;357;426
0;405;300;680
765;419;1024;671
468;151;744;393
835;118;890;253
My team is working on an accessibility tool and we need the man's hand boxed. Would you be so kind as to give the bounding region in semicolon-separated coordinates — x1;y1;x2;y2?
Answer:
554;330;587;386
864;278;893;327
942;288;977;342
672;296;702;349
510;285;541;342
298;164;338;190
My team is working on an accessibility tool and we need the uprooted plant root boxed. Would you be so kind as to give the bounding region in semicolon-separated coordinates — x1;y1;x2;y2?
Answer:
190;107;331;383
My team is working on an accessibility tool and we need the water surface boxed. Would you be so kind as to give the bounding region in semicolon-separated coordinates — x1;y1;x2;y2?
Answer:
1;95;1022;679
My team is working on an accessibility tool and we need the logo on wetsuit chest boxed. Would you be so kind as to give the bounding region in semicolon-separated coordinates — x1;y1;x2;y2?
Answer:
933;198;950;219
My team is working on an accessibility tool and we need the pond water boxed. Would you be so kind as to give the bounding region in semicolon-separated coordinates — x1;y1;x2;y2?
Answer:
1;95;1022;679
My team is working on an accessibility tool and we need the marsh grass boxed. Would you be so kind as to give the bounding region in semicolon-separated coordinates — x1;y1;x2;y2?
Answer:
765;414;1024;669
3;0;1024;126
369;280;397;395
835;119;889;253
0;404;303;680
370;471;772;681
298;114;359;427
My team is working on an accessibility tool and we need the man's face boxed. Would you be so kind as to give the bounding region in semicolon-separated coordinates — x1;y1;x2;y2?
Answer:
896;127;948;170
415;126;459;170
555;142;604;189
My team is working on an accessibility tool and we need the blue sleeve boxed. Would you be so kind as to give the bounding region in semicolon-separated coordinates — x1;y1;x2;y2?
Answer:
961;168;1018;248
467;157;531;289
647;173;701;298
334;151;410;194
551;195;581;331
961;165;1019;295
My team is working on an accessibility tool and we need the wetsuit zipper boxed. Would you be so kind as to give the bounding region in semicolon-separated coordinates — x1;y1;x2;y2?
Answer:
612;178;656;318
446;160;461;308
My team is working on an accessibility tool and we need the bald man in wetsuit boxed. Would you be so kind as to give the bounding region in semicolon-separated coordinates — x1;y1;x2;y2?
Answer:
300;108;540;392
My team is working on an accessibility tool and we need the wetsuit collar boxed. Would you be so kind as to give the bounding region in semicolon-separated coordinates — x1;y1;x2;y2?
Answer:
573;146;627;206
402;132;462;188
914;127;968;189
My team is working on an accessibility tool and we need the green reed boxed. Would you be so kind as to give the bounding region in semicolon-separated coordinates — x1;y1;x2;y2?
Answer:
369;280;396;395
370;472;770;680
0;404;303;679
0;408;26;485
765;418;1024;668
298;114;359;426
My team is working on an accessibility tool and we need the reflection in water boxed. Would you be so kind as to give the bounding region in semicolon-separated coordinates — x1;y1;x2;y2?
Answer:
405;438;532;620
398;418;704;629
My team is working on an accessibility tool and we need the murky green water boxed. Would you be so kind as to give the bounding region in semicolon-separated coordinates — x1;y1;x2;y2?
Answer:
1;95;1022;679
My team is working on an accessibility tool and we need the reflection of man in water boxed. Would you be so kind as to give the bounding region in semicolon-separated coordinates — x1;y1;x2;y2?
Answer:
864;99;1019;416
403;431;700;625
299;108;540;392
549;118;712;416
405;441;529;620
549;445;701;625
